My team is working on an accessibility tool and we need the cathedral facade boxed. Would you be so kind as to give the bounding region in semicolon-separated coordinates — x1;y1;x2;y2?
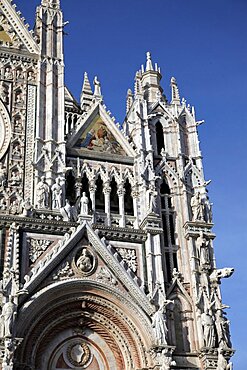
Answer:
0;0;234;369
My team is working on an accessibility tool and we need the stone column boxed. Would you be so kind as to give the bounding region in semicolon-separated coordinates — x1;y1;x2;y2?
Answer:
117;185;125;228
103;182;111;227
75;178;82;199
89;181;96;223
132;185;139;228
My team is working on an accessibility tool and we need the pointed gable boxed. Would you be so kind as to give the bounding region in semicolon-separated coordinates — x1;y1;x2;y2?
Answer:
22;222;152;314
0;0;39;54
67;102;135;158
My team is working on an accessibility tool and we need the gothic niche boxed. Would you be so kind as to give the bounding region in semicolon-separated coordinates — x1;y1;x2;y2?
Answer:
72;246;96;276
124;179;134;216
156;121;165;155
110;176;119;214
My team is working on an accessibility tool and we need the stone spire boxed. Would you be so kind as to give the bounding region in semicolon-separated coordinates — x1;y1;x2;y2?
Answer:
126;89;133;114
80;72;93;111
170;77;181;105
93;76;102;100
140;52;163;103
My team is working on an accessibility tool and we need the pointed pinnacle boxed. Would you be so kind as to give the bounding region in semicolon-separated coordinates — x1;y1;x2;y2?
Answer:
146;51;154;72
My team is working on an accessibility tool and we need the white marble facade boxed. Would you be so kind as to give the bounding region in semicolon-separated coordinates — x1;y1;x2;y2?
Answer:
0;0;234;369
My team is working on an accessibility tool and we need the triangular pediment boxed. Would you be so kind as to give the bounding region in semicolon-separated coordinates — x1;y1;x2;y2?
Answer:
67;102;135;158
0;0;39;54
23;221;152;314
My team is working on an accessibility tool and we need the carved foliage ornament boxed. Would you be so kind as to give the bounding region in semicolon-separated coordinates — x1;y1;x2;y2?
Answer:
28;238;53;263
0;100;11;160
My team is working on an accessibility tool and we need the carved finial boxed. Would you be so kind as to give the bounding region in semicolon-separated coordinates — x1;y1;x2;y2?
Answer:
126;88;133;114
80;72;93;111
41;0;60;8
170;77;181;105
134;71;142;97
146;51;154;72
93;76;102;98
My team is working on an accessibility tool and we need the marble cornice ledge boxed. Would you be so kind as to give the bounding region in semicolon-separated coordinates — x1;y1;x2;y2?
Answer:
0;214;76;233
93;223;147;242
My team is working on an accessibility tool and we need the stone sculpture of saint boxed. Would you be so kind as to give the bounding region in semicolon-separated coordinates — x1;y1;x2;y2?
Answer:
76;248;93;272
36;176;50;209
80;192;89;215
215;310;232;348
51;178;63;209
191;192;204;221
0;163;7;188
196;231;210;266
2;297;16;337
204;195;213;223
152;304;168;345
201;308;216;348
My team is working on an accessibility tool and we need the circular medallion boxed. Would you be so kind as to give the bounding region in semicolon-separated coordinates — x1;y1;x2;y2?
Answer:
72;246;97;277
67;341;91;367
0;101;11;160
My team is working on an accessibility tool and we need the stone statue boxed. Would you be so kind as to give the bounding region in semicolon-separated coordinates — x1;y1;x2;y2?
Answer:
148;185;158;213
217;347;233;370
51;178;63;209
0;163;7;188
2;297;16;337
76;248;93;272
80;192;89;215
210;268;234;284
22;198;33;217
191;192;204;221
36;176;50;209
204;195;213;223
60;199;78;222
215;311;232;348
201;308;216;347
196;231;210;266
152;304;169;345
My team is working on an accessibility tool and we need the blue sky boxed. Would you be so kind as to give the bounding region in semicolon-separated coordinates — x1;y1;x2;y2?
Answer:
16;0;247;367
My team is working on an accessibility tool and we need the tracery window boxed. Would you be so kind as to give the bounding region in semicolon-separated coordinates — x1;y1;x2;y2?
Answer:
124;179;134;216
95;175;104;211
110;177;119;214
160;179;177;281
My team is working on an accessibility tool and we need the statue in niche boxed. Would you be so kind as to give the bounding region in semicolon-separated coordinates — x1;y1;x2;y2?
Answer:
36;176;50;209
196;231;210;266
51;177;63;209
148;184;158;213
15;91;23;105
9;170;21;186
76;248;93;273
201;308;216;348
4;67;13;80
2;296;16;337
16;69;24;80
22;198;33;217
152;300;173;345
80;192;89;215
204;195;213;223
0;163;7;188
215;310;232;348
191;192;204;221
